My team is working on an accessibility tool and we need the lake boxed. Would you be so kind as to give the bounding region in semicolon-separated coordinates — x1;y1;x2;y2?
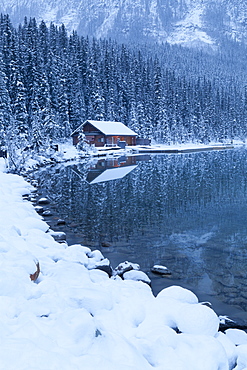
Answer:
34;148;247;321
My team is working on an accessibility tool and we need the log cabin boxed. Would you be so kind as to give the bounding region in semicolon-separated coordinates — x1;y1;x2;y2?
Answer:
71;120;138;147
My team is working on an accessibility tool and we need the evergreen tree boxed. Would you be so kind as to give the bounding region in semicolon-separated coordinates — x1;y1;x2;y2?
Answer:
0;13;246;161
0;66;12;148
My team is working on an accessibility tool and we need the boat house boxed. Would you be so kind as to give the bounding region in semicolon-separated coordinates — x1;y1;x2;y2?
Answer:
71;120;138;147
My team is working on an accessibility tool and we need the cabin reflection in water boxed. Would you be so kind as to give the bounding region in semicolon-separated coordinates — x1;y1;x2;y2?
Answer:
86;156;138;184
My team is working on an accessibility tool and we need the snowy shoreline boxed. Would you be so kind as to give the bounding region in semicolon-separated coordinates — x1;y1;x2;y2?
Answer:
26;171;247;326
1;146;247;369
12;140;241;175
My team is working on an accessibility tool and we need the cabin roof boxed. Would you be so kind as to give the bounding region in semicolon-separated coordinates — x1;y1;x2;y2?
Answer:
71;120;138;136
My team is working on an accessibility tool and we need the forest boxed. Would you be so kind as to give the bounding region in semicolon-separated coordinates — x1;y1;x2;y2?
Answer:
0;14;247;159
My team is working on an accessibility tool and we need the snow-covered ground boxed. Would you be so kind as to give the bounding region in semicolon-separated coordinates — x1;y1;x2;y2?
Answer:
1;151;247;369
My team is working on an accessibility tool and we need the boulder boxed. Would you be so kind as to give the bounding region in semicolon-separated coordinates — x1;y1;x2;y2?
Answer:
101;241;111;248
38;197;50;205
49;231;66;241
113;261;140;277
42;210;53;216
34;206;44;214
95;260;113;277
123;270;151;285
151;264;171;275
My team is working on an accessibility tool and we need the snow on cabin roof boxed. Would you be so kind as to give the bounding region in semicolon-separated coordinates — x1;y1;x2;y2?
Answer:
71;120;137;136
87;120;137;136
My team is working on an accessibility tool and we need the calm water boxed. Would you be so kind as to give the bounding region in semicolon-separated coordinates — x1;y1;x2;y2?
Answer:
35;149;247;320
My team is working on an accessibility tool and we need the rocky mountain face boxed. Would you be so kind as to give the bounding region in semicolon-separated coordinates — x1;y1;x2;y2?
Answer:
2;0;247;47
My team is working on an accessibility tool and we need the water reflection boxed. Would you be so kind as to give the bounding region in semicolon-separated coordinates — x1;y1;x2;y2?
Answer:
35;149;247;313
85;156;138;184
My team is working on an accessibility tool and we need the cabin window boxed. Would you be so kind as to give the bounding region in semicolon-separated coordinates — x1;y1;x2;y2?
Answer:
98;138;104;142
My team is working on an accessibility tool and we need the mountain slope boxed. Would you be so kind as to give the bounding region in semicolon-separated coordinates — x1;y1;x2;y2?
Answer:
1;0;247;47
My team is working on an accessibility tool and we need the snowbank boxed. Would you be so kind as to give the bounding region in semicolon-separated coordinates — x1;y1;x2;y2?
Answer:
0;166;246;369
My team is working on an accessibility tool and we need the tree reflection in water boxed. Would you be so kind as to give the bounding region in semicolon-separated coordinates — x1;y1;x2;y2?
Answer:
35;149;247;312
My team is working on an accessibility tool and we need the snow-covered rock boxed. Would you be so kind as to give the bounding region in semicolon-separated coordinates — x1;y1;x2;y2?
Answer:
151;264;171;275
157;285;199;304
225;328;247;346
176;302;219;336
34;205;44;213
234;344;247;370
123;270;151;285
38;197;50;204
42;210;53;216
48;230;67;241
61;244;89;266
216;332;237;369
113;260;140;277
